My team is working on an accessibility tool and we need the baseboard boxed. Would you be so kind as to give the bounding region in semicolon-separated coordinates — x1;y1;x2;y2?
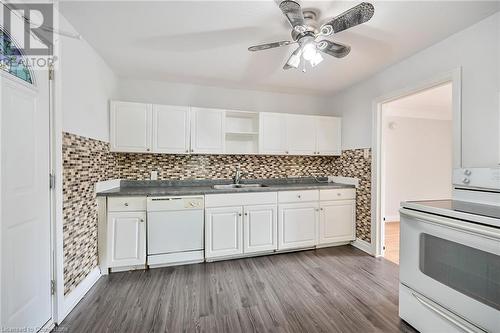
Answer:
61;267;101;322
351;238;375;256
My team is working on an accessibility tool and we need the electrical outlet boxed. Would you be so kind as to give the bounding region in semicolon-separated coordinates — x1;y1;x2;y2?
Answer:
150;170;158;180
363;148;370;159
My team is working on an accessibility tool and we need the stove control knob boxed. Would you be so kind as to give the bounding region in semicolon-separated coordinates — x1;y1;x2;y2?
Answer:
464;169;472;176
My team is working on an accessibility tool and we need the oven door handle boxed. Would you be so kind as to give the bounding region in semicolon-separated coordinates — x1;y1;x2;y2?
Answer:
411;291;487;333
400;208;500;240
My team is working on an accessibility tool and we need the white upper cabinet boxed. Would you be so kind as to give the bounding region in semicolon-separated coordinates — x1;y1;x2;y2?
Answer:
316;116;342;156
190;107;225;154
287;114;317;155
110;101;341;156
259;113;287;155
110;101;152;153
152;104;190;154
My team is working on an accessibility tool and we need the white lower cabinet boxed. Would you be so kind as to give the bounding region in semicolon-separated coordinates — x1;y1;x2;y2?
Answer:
243;204;277;254
107;211;147;267
278;202;319;250
318;200;356;244
205;206;243;259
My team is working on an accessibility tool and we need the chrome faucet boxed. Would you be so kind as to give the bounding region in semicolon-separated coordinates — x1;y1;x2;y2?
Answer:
233;166;246;185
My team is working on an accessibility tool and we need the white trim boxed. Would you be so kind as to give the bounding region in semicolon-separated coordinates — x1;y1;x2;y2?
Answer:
95;179;121;192
327;176;359;188
350;239;374;256
384;215;400;223
372;68;462;257
61;267;101;321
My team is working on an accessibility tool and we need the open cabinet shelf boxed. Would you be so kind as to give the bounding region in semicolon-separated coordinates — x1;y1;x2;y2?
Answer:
224;111;259;154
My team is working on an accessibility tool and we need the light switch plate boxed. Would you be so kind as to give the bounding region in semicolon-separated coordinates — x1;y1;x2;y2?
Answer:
150;170;158;180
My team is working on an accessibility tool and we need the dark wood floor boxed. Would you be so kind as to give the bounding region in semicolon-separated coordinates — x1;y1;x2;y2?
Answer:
59;246;417;332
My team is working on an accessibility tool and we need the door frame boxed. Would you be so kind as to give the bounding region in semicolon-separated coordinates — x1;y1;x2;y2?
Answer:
371;67;462;257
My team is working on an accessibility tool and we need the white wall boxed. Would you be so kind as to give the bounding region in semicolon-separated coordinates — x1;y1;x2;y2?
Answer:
117;78;330;116
382;114;453;221
58;14;118;142
330;12;500;168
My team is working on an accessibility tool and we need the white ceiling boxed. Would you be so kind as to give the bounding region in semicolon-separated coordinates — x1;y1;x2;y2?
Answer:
59;1;500;96
383;83;453;120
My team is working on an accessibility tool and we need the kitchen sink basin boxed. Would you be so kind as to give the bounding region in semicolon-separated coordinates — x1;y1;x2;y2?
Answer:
212;184;268;190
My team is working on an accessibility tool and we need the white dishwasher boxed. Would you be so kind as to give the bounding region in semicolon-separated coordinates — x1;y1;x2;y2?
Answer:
147;196;204;267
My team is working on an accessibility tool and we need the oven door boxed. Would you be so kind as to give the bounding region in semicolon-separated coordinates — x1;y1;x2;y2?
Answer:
400;208;500;331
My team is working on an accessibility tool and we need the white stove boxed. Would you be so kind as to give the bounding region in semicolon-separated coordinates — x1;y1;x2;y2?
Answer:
399;168;500;333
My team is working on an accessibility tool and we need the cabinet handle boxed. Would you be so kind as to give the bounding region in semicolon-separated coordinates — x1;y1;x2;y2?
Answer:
297;195;301;199
238;213;242;217
124;203;129;206
146;148;150;152
244;213;248;216
140;219;144;223
285;151;289;154
320;208;324;211
185;149;189;153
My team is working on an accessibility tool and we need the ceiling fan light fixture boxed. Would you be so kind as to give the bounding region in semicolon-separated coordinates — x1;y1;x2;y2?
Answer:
310;52;323;67
301;42;317;61
288;51;302;68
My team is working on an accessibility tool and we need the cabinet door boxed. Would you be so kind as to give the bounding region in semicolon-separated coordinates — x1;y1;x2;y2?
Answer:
190;107;225;154
110;101;152;153
259;113;287;155
278;202;319;250
316;116;341;156
152;104;190;154
319;200;356;244
287;114;317;155
107;211;146;268
205;206;243;258
243;204;277;254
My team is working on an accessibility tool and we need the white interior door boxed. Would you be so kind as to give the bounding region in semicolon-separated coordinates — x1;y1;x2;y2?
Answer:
1;73;52;329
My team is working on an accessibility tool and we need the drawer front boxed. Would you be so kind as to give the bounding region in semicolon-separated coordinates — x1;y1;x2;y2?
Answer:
108;197;147;212
278;190;319;203
205;192;277;208
320;189;356;201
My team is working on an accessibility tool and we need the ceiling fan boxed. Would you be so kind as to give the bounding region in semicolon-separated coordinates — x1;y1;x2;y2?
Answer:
248;1;374;72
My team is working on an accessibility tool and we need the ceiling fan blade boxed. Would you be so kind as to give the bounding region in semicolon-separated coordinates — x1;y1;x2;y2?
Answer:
317;40;351;58
320;2;374;35
278;0;305;30
283;45;302;70
248;41;294;52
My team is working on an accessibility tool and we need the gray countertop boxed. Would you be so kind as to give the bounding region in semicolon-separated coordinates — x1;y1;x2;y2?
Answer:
96;177;356;197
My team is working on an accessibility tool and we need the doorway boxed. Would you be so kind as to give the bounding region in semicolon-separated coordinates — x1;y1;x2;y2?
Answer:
379;83;454;264
0;36;53;329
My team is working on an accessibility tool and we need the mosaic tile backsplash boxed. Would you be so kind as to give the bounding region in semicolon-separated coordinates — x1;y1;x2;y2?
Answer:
63;132;372;294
